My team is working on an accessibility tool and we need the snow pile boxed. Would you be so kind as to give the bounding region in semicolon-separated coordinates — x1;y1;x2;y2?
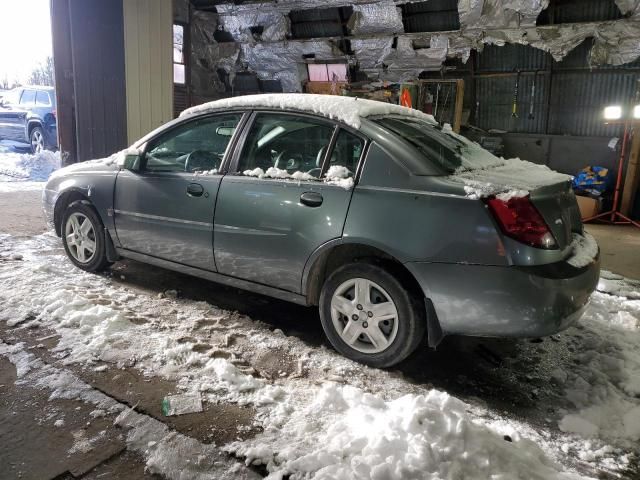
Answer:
0;150;61;181
566;233;599;268
325;165;354;189
454;157;571;199
242;165;351;187
0;341;258;480
2;233;640;478
181;93;437;130
229;382;584;480
557;272;640;444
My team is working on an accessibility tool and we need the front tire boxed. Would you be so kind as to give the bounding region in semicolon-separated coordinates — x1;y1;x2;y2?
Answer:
319;262;426;368
61;202;112;272
30;126;45;154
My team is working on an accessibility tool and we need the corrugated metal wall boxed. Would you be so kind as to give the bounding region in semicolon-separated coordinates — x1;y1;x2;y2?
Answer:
123;0;173;144
473;43;640;137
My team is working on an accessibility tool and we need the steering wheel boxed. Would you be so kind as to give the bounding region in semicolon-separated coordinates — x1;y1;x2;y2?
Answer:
275;150;303;171
185;150;218;172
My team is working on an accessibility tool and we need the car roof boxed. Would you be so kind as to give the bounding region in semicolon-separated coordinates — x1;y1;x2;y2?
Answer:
21;85;55;91
180;93;437;131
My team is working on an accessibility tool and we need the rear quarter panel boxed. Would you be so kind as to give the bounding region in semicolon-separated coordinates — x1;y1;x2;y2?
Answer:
344;142;508;266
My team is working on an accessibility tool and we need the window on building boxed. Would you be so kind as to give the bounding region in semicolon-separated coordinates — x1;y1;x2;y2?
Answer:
289;7;353;39
537;0;624;25
307;63;348;82
173;24;186;84
400;0;460;33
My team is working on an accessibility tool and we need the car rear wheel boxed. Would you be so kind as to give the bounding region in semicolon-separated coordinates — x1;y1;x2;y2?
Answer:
319;262;426;368
30;126;44;154
61;202;112;272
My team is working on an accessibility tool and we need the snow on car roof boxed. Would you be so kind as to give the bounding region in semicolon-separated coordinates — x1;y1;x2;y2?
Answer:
180;93;438;129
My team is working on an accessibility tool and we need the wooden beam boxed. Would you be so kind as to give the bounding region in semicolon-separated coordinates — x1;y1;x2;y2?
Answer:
621;127;640;216
50;0;77;165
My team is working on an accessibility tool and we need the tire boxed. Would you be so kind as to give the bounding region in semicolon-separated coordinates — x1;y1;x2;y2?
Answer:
61;201;112;272
30;126;45;154
319;262;426;368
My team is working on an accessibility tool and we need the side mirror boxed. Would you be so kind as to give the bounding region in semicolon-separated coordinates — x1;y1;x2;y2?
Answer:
122;153;142;171
116;147;143;171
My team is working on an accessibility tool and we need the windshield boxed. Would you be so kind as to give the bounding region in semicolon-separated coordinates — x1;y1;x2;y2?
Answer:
374;116;503;174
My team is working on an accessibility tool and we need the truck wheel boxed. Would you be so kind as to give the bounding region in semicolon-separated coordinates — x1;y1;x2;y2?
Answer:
61;202;112;272
319;262;426;368
30;126;44;154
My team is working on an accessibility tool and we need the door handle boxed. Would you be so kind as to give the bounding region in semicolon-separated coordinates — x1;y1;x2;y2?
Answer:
187;183;204;197
300;191;323;207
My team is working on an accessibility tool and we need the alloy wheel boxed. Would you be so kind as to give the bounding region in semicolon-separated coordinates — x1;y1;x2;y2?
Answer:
330;277;399;354
64;212;97;263
31;129;44;154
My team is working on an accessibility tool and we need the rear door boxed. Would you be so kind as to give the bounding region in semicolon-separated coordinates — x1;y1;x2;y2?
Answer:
114;112;245;270
213;111;366;293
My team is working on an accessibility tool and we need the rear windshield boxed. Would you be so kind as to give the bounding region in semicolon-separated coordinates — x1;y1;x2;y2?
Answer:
373;116;503;174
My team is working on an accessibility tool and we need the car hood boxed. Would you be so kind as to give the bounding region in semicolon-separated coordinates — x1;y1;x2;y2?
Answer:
49;157;119;179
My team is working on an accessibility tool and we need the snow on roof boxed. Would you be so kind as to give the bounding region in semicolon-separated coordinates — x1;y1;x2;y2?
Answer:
180;93;437;129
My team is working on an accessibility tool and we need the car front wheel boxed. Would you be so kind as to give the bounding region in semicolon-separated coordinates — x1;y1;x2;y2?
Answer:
30;126;45;154
319;262;426;368
61;202;112;272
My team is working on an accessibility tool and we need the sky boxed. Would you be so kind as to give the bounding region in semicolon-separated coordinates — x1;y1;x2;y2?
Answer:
0;0;52;86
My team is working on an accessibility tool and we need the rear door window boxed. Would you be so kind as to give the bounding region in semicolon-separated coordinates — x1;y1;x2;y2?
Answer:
374;116;502;173
237;113;334;179
35;91;51;106
19;90;36;106
324;129;365;180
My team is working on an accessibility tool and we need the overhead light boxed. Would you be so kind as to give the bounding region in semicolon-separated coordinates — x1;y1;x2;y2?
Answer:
634;105;640;119
604;105;623;120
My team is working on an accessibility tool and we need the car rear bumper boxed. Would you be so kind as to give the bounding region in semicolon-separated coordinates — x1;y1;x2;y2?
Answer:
405;253;600;338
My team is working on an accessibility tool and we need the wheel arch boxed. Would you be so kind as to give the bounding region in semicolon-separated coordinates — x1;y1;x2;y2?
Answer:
53;189;92;236
304;240;425;305
303;240;444;347
27;119;43;136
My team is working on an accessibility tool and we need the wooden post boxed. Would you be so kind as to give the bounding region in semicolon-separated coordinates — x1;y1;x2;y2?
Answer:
50;0;77;165
621;126;640;216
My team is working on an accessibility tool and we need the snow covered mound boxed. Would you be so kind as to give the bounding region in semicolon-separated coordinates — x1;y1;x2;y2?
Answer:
0;150;61;182
180;93;437;129
454;157;572;199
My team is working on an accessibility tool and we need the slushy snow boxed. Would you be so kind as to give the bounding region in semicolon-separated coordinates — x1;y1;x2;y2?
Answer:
0;150;61;182
1;233;639;479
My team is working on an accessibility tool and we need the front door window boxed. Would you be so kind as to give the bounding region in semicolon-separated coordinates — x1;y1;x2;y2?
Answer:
145;114;242;173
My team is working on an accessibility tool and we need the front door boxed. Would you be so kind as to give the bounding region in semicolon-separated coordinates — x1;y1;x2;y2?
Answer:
213;112;366;293
114;112;244;270
0;89;28;142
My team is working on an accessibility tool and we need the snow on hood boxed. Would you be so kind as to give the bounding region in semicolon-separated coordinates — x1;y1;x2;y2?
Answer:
180;93;438;130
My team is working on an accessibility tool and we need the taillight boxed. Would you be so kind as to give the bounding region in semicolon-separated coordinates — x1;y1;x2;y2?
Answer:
485;196;557;249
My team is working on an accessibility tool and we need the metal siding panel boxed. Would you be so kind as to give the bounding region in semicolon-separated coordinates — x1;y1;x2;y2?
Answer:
475;74;548;134
548;71;637;136
476;44;551;72
123;0;173;143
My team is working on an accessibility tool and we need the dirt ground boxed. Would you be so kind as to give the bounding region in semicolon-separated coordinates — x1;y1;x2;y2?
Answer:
1;186;639;479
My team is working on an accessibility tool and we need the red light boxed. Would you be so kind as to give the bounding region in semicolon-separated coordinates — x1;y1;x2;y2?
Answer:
486;196;557;249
